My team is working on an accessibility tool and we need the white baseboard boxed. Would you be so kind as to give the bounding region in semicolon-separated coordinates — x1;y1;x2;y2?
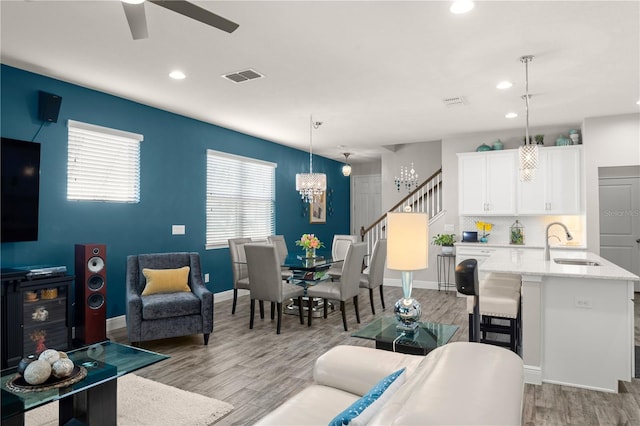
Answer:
106;289;247;332
524;365;542;385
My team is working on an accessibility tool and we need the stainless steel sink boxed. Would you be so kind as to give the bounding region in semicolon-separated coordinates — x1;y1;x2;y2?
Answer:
553;258;600;266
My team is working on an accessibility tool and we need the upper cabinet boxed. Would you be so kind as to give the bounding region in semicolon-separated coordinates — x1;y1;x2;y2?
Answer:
458;150;517;216
458;146;583;217
518;145;582;215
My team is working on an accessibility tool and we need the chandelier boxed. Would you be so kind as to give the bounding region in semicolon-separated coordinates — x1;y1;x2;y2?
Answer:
296;116;326;203
394;163;419;192
519;55;537;181
341;153;352;177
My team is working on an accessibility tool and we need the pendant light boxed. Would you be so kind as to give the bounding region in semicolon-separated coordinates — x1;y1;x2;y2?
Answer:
519;55;537;181
295;115;326;203
341;153;352;177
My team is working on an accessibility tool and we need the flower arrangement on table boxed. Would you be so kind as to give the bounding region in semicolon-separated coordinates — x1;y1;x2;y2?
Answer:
295;234;325;258
475;221;493;242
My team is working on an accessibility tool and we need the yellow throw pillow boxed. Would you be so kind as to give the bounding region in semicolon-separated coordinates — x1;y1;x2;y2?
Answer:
141;266;191;296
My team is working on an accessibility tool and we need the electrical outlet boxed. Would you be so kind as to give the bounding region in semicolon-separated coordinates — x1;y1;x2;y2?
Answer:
172;225;185;235
575;297;593;309
204;273;210;283
444;224;455;233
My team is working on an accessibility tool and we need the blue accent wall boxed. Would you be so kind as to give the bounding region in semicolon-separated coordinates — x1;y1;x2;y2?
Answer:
1;64;350;319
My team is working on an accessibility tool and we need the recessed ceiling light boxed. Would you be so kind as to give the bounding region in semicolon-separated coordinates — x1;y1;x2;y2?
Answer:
450;1;475;14
637;100;640;105
122;0;145;4
497;81;513;90
505;112;518;119
169;70;186;80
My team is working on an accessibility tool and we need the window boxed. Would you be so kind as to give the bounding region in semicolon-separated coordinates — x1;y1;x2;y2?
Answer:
67;120;142;202
206;150;276;248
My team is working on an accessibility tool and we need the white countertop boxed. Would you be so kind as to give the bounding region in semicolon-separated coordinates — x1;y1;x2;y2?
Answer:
455;242;587;250
480;249;639;281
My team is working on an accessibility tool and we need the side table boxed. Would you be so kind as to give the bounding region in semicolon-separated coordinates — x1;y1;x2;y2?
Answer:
436;253;456;292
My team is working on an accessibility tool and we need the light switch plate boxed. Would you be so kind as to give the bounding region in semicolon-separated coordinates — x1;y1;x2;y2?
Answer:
172;225;185;235
444;224;455;233
204;273;210;283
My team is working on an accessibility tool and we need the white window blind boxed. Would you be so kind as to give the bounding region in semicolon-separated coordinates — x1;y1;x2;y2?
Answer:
206;149;276;249
67;120;142;202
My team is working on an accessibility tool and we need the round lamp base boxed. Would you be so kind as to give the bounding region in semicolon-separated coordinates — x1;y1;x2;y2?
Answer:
394;297;421;331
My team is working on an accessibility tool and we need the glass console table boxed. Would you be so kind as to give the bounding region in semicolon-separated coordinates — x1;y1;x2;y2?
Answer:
352;317;459;355
1;340;168;426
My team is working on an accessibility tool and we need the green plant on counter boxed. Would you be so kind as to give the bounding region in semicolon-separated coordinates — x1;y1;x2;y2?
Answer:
432;233;456;246
511;229;524;245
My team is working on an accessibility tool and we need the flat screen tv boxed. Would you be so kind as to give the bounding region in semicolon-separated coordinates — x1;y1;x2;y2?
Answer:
1;137;41;243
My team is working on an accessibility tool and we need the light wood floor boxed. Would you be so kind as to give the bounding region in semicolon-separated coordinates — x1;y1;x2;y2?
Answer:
108;287;640;426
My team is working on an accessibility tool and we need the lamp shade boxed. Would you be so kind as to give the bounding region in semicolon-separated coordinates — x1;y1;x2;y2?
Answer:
387;212;428;271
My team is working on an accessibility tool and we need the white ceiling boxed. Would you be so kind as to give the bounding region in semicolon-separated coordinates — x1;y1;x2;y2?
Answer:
1;1;639;162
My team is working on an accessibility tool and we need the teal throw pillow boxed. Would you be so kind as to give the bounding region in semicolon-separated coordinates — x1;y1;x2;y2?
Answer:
328;367;406;426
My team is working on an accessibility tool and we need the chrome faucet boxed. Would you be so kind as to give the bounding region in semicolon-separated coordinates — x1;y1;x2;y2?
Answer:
544;222;573;261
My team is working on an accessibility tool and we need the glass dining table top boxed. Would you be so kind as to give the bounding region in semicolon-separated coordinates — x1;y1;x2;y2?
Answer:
283;251;336;271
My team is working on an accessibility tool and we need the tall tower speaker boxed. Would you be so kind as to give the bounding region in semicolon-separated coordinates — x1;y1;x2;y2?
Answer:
74;244;107;345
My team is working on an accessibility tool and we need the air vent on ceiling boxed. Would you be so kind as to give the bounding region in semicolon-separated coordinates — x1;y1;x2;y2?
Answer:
442;96;467;107
222;69;264;83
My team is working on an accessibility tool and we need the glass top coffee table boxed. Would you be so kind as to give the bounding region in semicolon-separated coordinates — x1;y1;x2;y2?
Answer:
352;317;459;355
1;340;168;426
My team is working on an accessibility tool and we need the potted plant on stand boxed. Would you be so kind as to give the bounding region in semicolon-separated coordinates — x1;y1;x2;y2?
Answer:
432;233;456;255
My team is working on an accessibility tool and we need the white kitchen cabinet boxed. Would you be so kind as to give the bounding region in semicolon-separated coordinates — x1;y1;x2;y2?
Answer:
458;151;516;215
518;146;582;215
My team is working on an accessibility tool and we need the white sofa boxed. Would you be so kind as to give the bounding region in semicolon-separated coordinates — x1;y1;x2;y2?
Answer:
256;342;524;425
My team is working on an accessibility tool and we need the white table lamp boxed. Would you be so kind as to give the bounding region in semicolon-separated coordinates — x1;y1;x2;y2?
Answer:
387;212;428;331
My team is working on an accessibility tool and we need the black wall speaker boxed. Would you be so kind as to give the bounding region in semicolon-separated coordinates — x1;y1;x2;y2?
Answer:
38;91;62;123
74;243;107;345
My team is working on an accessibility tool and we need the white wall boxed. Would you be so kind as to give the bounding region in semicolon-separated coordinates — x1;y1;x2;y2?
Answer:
583;113;640;253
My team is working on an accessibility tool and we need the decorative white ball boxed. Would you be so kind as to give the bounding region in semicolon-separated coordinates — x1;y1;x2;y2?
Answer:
52;358;75;378
23;360;52;385
58;351;68;359
39;349;60;365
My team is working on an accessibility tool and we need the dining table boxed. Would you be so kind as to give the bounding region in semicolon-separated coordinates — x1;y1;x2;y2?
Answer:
281;251;338;317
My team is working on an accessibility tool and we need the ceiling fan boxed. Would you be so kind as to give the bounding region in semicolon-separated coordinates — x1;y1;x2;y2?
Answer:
121;0;239;40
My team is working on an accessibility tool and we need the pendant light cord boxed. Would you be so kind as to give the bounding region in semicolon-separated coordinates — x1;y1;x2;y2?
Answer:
521;55;534;145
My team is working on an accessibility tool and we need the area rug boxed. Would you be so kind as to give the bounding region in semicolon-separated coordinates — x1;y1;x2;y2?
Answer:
25;374;233;426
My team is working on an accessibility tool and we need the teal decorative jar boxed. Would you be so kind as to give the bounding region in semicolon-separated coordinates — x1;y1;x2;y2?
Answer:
492;140;504;150
555;136;571;146
476;143;492;152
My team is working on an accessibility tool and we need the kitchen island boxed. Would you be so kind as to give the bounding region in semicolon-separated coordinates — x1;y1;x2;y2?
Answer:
481;249;638;393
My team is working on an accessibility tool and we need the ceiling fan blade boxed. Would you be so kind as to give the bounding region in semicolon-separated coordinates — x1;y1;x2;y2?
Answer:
122;2;149;40
149;0;239;34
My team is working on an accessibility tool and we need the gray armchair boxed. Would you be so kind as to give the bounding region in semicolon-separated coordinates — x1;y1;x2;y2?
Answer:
126;252;213;345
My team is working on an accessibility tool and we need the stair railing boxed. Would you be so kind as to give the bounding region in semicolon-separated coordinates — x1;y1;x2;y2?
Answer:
360;167;443;256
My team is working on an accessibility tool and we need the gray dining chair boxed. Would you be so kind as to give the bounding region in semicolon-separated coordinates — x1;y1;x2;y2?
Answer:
306;242;367;331
228;237;257;315
267;235;293;280
327;234;359;280
359;238;387;315
244;243;305;334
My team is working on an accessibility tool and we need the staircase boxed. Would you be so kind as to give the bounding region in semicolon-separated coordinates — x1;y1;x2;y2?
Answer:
360;168;443;255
